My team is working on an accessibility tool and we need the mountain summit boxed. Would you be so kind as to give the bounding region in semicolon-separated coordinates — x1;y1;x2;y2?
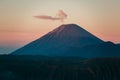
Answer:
11;24;104;56
48;24;103;46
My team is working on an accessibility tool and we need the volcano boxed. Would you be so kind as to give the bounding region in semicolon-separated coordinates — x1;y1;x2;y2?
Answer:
11;24;105;57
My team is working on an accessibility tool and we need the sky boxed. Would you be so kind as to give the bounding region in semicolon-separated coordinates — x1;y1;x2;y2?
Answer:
0;0;120;54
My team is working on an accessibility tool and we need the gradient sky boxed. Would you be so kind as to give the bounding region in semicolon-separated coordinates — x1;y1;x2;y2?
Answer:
0;0;120;54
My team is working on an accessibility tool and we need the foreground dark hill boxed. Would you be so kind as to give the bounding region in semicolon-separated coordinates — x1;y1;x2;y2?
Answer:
0;55;120;80
11;24;103;56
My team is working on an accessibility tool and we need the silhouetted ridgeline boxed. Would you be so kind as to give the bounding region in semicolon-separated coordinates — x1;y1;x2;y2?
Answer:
11;24;120;58
11;24;104;56
0;55;120;80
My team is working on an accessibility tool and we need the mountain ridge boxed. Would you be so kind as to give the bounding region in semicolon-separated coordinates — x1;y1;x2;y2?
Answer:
11;24;120;58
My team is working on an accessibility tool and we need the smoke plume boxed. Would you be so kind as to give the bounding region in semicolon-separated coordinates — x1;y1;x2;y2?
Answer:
34;10;67;22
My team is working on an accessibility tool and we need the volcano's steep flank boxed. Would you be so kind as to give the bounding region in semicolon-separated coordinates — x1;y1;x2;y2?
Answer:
11;24;120;58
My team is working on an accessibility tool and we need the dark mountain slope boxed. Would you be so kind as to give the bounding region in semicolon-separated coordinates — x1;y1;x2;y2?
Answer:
68;41;120;58
11;24;103;57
